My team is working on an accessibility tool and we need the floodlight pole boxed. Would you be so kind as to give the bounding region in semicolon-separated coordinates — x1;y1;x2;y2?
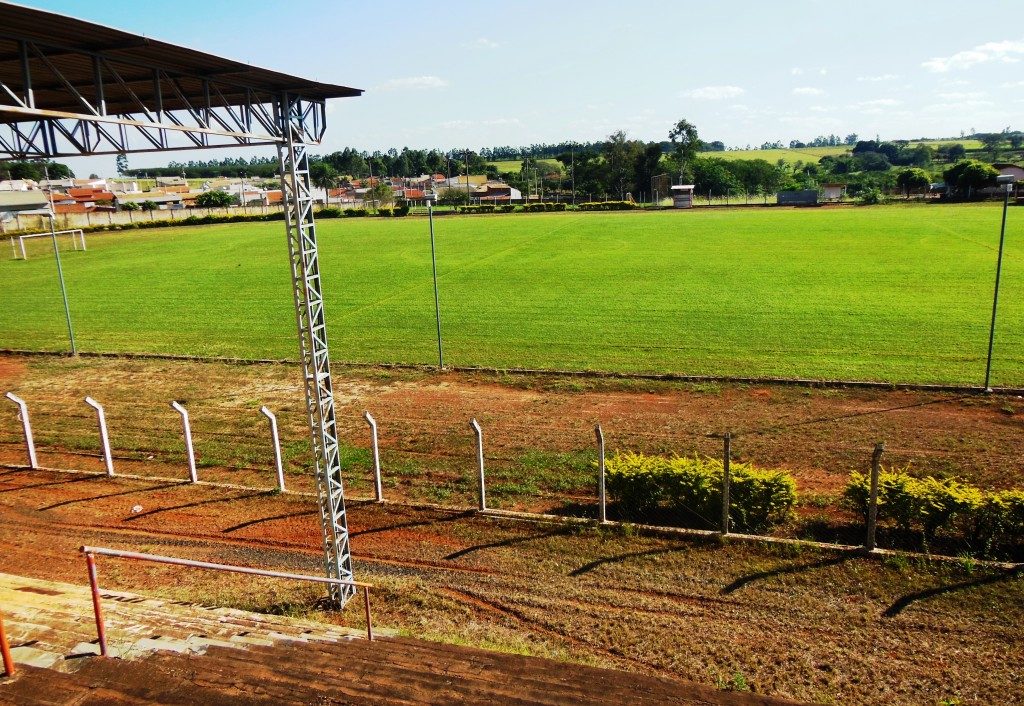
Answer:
428;203;444;368
984;183;1012;392
44;164;76;355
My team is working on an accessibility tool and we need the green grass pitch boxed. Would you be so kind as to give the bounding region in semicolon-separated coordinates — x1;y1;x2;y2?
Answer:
2;204;1020;386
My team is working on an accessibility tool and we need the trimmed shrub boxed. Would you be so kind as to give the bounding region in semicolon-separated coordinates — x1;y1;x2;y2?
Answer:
316;207;344;218
393;205;410;217
578;200;638;211
606;453;796;533
343;208;367;217
842;469;1017;547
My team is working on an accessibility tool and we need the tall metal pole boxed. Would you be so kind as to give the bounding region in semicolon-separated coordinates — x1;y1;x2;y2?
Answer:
428;203;444;368
44;164;76;354
984;185;1012;392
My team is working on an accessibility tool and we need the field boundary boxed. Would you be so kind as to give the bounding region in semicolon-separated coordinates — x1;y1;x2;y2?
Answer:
4;349;1022;396
3;462;1019;571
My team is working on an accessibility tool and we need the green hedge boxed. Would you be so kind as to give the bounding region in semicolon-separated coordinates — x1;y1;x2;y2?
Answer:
456;204;497;214
522;202;566;212
578;200;638;211
843;470;1024;552
606;452;797;533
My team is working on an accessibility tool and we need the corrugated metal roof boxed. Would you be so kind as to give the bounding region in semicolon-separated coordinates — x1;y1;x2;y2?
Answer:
0;1;361;121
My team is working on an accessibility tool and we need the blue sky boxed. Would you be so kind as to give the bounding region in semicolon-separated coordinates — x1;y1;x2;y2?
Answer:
18;0;1024;176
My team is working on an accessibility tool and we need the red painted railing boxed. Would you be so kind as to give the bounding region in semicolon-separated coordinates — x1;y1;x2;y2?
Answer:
80;545;374;657
0;610;13;677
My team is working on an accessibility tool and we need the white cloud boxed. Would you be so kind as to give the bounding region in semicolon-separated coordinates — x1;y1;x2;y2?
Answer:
376;76;449;91
937;91;987;100
808;105;833;113
439;119;472;129
790;67;803;76
1001;80;1024;88
819;68;828;76
856;98;901;107
465;37;499;49
792;87;824;96
682;85;745;100
922;39;1024;72
857;74;898;82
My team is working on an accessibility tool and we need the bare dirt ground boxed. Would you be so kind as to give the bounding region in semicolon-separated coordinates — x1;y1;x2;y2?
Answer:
1;354;1023;703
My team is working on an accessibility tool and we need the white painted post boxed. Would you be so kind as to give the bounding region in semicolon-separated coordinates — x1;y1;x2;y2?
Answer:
4;392;37;469
18;236;26;260
84;396;114;476
470;418;485;511
170;401;197;483
595;423;607;523
260;406;285;492
364;411;383;502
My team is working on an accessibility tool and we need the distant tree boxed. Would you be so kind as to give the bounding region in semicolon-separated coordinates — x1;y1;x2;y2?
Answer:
978;133;1004;158
855;152;892;172
946;143;967;161
115;153;128;176
89;173;100;179
895;168;931;196
844;133;858;145
310;162;339;199
194;190;237;207
706;140;726;152
366;181;394;208
852;140;879;155
1008;132;1024;150
668;118;702;179
120;201;140;212
943;159;998;197
437;188;470;206
140;200;158;211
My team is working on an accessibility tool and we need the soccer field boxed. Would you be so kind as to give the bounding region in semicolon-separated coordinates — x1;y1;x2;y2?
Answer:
2;204;1021;386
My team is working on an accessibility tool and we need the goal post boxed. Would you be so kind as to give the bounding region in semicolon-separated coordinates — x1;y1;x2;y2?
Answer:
11;229;86;260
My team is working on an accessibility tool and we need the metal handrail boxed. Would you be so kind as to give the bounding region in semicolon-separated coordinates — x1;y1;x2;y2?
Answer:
80;546;374;657
0;609;13;677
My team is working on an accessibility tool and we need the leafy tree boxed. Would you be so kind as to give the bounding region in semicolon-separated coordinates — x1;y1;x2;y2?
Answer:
194;190;237;207
366;181;394;208
1008;132;1023;150
115;153;128;176
945;143;967;161
978;132;1004;158
943;159;998;197
855;152;892;172
895;168;931;196
121;201;140;212
603;131;644;199
668;118;701;179
706;141;726;152
1;160;74;181
691;158;741;196
437;188;470;206
310;162;339;200
140;200;158;211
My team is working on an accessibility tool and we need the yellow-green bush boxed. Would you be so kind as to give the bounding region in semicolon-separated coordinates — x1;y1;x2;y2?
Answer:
843;469;1022;550
605;453;796;533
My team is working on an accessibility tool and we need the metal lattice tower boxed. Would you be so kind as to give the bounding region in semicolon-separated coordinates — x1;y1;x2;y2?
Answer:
0;3;363;608
278;97;354;606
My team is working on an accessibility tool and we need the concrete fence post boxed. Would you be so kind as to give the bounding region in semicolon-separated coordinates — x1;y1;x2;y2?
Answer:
84;396;114;476
866;442;885;551
260;406;285;492
595;424;607;523
470;418;485;511
170;401;197;483
364;411;383;502
721;432;731;535
4;392;37;469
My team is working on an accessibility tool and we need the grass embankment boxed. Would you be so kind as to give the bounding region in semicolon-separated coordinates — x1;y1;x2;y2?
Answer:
1;204;1021;386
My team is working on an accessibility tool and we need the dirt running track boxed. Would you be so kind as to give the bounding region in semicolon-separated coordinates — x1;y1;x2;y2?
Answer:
1;466;1021;705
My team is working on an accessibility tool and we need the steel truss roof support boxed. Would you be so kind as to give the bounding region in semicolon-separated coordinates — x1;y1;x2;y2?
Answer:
279;96;354;607
0;2;362;608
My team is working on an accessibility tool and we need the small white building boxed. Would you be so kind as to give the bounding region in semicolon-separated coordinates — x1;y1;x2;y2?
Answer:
821;183;845;201
671;184;695;208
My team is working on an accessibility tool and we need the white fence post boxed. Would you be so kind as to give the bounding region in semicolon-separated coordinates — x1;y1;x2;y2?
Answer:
4;392;37;469
84;396;114;476
364;411;383;502
259;406;285;492
470;418;485;511
169;401;197;483
595;424;607;524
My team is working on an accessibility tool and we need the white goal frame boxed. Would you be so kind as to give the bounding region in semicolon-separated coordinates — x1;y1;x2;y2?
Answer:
10;229;86;260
